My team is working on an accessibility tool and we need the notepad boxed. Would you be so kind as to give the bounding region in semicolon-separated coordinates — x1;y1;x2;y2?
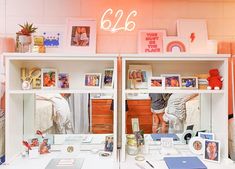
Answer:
45;158;84;169
151;133;180;141
164;156;207;169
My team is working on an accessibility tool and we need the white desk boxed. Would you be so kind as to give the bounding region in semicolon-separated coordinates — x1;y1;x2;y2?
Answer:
121;134;235;169
0;151;118;169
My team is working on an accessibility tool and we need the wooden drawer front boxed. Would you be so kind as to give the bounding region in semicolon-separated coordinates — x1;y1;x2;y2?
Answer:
92;124;113;134
92;115;113;125
126;115;152;125
127;100;151;106
92;99;112;104
126;125;152;134
127;106;152;115
92;105;113;115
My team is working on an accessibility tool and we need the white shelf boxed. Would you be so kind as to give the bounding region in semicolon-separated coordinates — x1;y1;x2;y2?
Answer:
125;89;225;94
9;89;115;94
121;53;230;58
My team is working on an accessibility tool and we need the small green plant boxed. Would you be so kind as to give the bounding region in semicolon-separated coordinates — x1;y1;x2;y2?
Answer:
17;22;37;36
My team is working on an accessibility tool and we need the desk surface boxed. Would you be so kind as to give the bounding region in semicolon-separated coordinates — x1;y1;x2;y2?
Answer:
0;151;118;169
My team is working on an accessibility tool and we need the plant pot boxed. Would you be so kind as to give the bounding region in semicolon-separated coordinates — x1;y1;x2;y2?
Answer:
16;34;32;53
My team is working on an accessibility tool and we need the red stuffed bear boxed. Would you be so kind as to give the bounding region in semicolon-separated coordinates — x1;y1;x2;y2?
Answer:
207;69;223;90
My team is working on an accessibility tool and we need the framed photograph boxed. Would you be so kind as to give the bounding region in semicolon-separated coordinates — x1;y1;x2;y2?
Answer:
41;69;57;89
138;30;166;53
199;132;215;140
163;36;189;53
65;18;96;54
128;65;152;89
134;130;145;146
58;73;69;89
204;139;220;163
161;74;181;89
29;138;39;147
104;135;113;152
181;77;198;89
188;137;204;155
148;77;165;89
103;69;114;88
177;19;208;53
84;73;101;88
39;138;51;154
131;118;139;133
36;24;65;52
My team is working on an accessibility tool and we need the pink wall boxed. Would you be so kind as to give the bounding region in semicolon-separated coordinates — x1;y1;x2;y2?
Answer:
1;0;235;53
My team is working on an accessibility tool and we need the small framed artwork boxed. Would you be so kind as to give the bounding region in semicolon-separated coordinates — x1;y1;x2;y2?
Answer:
134;130;145;146
103;69;114;89
177;19;208;53
161;74;181;89
181;77;198;89
104;135;113;152
65;18;96;54
37;24;65;52
199;132;215;140
188;137;204;155
131;118;139;133
58;73;69;89
128;65;152;89
204;139;220;163
84;73;101;88
138;30;166;53
29;138;39;147
39;138;52;154
41;69;57;89
148;77;165;89
163;36;189;53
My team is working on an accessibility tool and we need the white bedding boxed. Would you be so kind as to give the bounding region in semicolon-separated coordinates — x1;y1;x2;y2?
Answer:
35;99;53;132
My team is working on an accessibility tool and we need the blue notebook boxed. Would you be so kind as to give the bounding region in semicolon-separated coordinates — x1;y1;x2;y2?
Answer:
151;133;180;141
164;157;207;169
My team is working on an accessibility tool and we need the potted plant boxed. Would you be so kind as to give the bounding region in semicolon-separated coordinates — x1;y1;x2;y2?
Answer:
16;22;37;52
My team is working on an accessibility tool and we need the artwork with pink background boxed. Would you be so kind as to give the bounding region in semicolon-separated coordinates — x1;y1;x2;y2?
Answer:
138;30;166;53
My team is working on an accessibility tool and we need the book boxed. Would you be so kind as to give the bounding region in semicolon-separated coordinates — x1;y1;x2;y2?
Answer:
164;156;207;169
151;133;179;141
45;158;84;169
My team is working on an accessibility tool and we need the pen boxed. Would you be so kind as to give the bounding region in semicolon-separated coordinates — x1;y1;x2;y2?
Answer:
146;160;154;168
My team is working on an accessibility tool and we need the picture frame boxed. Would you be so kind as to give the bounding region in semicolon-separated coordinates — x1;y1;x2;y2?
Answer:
181;77;198;89
163;36;189;53
204;139;220;163
58;73;69;89
104;135;113;152
103;69;114;89
138;30;166;53
188;137;204;155
41;68;57;89
131;118;139;133
39;137;52;154
65;18;96;54
161;74;181;89
199;132;215;140
148;77;165;89
128;65;152;89
177;19;208;53
36;24;65;52
84;73;101;89
134;130;145;146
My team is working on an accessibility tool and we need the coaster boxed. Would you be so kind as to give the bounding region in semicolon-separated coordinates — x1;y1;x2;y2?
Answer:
135;155;145;161
99;151;111;157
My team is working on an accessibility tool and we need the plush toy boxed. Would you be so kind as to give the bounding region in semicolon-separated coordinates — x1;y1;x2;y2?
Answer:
207;69;223;90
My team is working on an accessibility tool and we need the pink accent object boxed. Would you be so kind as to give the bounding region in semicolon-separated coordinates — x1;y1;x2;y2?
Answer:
0;37;15;54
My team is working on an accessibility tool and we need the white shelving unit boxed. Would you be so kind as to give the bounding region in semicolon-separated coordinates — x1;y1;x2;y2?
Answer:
4;53;118;164
121;54;229;164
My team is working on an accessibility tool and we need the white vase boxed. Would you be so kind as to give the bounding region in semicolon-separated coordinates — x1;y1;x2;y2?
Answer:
18;35;32;53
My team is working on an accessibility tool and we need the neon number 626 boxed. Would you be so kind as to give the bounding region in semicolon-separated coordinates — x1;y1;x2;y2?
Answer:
100;8;137;32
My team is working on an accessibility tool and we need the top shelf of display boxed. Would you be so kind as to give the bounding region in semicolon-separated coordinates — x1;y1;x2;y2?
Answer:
3;52;230;59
